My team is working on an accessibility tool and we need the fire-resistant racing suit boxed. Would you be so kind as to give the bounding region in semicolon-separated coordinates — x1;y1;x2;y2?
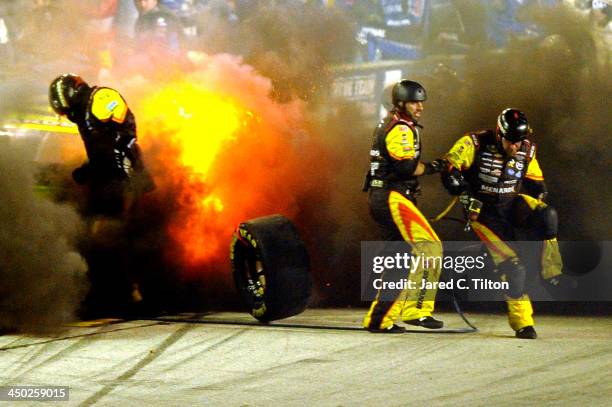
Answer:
69;86;153;216
442;130;563;331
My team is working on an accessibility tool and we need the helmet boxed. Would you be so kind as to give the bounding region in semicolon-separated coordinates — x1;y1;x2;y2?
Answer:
49;74;88;116
391;80;427;107
496;108;530;142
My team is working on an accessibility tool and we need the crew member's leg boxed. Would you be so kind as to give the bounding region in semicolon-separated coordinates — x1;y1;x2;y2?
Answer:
386;192;443;324
363;189;405;331
363;190;442;330
515;194;563;281
471;215;535;336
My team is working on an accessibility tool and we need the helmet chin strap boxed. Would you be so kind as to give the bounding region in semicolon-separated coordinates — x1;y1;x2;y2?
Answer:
394;102;409;118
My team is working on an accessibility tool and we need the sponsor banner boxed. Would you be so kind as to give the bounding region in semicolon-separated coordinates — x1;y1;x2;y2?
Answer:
331;56;464;119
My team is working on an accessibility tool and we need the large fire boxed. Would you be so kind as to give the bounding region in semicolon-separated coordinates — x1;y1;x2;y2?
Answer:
132;57;320;277
139;82;242;175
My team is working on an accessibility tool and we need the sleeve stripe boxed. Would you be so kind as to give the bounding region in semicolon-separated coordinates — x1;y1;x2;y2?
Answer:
389;151;414;160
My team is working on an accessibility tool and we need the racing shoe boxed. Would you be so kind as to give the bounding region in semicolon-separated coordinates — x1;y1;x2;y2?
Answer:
367;324;406;334
404;316;444;329
515;326;538;339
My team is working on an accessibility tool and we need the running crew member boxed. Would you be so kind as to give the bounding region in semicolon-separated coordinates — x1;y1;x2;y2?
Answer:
441;108;567;339
363;80;446;333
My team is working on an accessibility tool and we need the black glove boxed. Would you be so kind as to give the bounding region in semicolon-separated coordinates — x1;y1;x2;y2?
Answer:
72;163;92;185
442;167;468;195
423;158;448;175
522;178;548;201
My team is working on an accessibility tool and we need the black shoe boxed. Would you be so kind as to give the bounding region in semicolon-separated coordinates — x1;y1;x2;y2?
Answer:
367;324;406;334
515;326;538;339
404;316;444;329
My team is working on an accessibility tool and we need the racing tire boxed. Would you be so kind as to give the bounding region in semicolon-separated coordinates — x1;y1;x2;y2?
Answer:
230;214;311;322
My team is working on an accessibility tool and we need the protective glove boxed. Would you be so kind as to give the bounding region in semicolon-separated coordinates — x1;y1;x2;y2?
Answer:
423;158;448;175
441;167;468;195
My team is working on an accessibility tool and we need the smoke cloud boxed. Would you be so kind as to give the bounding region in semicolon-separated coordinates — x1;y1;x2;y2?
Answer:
418;3;612;242
0;141;87;333
3;1;608;313
194;2;357;102
308;3;612;305
99;4;360;308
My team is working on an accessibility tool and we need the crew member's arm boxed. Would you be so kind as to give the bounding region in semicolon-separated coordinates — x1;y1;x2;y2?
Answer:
384;123;420;178
116;110;146;172
91;88;144;171
522;152;548;200
91;88;155;193
441;134;476;195
413;158;448;176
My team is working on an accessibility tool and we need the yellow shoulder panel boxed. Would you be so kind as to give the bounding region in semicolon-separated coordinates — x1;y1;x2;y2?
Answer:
385;124;415;160
91;88;128;123
444;135;476;170
525;153;544;181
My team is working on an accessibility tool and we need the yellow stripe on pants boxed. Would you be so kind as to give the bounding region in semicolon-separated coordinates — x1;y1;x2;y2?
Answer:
471;221;517;265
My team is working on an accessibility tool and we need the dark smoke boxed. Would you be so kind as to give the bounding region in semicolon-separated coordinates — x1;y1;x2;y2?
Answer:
112;4;361;309
278;101;368;306
0;141;88;333
292;3;612;305
197;4;364;305
5;1;607;313
0;2;97;331
195;2;357;103
418;3;612;241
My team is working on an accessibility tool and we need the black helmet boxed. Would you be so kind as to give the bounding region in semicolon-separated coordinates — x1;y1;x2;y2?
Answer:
49;74;88;116
496;108;530;142
391;79;427;107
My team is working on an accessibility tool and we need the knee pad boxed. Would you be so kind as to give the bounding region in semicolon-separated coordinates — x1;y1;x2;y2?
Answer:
538;206;558;239
498;257;526;298
529;205;558;239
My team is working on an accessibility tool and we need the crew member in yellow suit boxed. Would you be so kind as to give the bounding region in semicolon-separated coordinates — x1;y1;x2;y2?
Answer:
363;80;446;333
49;73;155;317
441;108;569;339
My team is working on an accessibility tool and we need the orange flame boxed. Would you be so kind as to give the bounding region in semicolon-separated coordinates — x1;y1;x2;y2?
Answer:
138;82;242;174
132;56;319;277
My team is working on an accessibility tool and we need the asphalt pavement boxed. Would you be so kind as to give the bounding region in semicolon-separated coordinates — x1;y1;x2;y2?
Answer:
0;309;610;406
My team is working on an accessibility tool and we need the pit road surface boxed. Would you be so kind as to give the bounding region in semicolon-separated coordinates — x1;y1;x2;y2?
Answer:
1;309;610;406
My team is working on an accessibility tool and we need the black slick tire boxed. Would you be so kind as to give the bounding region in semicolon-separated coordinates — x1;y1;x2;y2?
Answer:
230;214;311;322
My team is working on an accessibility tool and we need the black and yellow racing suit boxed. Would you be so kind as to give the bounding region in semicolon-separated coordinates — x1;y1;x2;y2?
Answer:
70;86;152;216
68;85;154;315
443;130;563;331
363;110;443;330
